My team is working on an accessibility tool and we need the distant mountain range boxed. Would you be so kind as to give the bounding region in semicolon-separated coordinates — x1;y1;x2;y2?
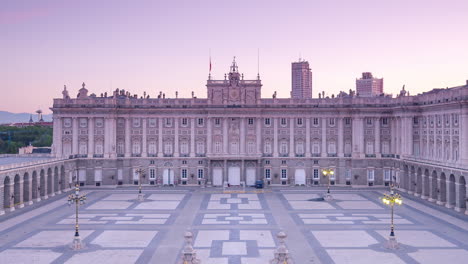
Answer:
0;111;52;124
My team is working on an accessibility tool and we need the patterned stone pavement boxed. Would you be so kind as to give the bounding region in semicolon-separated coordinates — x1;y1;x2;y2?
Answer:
0;187;467;264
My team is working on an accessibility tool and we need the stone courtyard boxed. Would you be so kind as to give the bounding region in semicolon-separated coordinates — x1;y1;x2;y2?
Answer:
0;186;467;264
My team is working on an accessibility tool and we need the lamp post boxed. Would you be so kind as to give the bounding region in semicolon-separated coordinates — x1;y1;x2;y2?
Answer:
380;185;403;249
322;168;334;201
136;168;146;201
67;184;86;250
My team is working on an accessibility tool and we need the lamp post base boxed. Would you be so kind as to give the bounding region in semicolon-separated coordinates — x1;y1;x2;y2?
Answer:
323;193;334;201
138;193;144;201
71;236;84;250
385;235;399;250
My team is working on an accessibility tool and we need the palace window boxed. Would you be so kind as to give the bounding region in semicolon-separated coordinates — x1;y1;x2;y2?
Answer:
133;118;141;128
345;117;351;125
247;141;255;154
164;142;173;155
384;170;391;181
265;168;271;179
95;142;103;154
297;118;303;126
148;141;157;154
132;141;141;154
180;141;189;154
366;118;373;126
280;118;287;126
264;140;272;154
313;118;319;126
296;141;304;155
181;169;187;179
281;169;287;179
329;118;335;126
198;118;204;126
265;160;270;165
248;118;254;125
117;141;124;154
280;141;288;154
79;118;87;127
149;118;157;127
215;118;221;126
165;118;172;127
198;169;204;179
196;141;205;154
182;118;188;126
367;170;375;181
382;118;388;125
313;169;319;179
150;168;156;179
214;141;222;153
264;118;271;126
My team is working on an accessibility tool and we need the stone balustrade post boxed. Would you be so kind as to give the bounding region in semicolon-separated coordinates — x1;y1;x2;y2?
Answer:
270;231;294;264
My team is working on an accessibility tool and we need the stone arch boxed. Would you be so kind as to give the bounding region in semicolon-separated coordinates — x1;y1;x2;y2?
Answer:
3;176;11;209
47;168;53;195
430;171;438;201
457;176;466;212
23;172;30;204
448;174;456;208
14;174;20;206
54;166;59;193
403;165;409;191
32;171;38;200
409;166;416;193
416;168;423;195
60;165;66;191
439;173;447;203
40;169;46;198
423;169;430;198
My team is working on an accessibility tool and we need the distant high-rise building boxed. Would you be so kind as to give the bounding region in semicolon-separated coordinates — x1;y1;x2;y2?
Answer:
291;60;312;99
356;72;383;97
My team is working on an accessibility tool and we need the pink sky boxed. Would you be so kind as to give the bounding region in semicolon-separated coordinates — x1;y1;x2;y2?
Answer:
2;0;468;114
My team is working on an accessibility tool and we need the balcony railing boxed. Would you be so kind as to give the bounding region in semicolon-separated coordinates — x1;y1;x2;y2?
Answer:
196;153;206;157
327;153;337;157
344;154;352;157
93;154;104;158
365;154;376;158
132;154;141;157
311;154;320;157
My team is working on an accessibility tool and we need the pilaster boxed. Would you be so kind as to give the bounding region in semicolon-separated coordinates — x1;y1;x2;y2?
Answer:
88;117;94;158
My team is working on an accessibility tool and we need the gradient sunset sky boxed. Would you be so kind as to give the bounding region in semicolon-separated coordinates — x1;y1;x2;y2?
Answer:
2;0;468;114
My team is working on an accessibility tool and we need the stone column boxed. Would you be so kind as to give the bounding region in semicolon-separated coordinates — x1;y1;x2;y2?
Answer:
305;118;311;157
449;114;453;162
454;182;465;213
223;118;229;155
337;117;344;157
205;118;210;156
173;118;178;157
273;118;279;157
290;118;295;157
53;116;62;157
88;117;94;158
125;117;131;157
256;117;262;154
428;176;435;202
374;117;381;158
433;116;437;160
17;180;24;208
240;118;245;155
460;110;468;164
396;118;401;156
72;117;78;155
321;118;327;157
158;118;163;157
142;118;147;157
426;116;430;159
109;117;117;158
445;180;453;209
0;184;4;215
191;118;196;157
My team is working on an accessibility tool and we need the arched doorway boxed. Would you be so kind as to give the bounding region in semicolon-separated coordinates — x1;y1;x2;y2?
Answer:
32;171;38;201
409;166;416;193
40;169;46;199
439;173;447;205
60;166;66;191
23;172;30;204
430;171;438;202
416;168;422;196
3;176;11;210
54;167;59;193
457;176;466;212
403;165;409;191
14;174;21;207
423;169;430;198
47;168;53;196
448;174;456;208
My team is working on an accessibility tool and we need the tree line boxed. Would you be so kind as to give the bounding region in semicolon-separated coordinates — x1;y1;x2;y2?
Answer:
0;126;52;154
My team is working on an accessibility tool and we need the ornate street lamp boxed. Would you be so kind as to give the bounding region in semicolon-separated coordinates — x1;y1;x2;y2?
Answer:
322;168;334;201
381;186;403;249
67;184;86;250
136;167;146;201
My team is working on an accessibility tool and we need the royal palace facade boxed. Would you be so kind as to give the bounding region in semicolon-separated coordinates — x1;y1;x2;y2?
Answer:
3;60;466;215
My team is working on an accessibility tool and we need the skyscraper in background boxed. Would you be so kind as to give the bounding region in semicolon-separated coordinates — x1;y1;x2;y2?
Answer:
356;72;384;97
291;60;312;99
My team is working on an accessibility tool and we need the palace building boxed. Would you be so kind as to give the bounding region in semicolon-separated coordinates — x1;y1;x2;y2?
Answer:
3;59;465;215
